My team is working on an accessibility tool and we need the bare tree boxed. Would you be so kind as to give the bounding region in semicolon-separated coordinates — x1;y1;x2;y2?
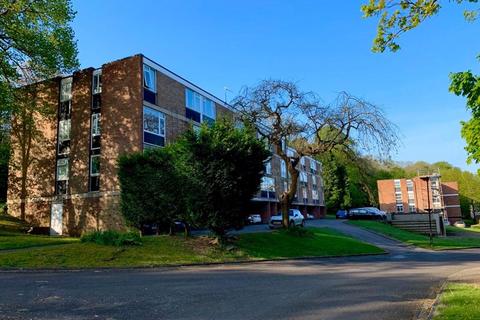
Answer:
233;80;399;227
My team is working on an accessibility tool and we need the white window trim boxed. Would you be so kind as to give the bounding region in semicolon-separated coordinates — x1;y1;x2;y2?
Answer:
143;106;166;147
56;159;69;181
280;159;287;178
90;155;100;177
60;77;73;102
185;88;216;122
92;69;102;95
143;64;156;92
58;119;71;142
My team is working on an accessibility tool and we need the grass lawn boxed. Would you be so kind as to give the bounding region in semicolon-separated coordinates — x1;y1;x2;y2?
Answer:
349;220;480;250
0;227;384;269
433;283;480;320
446;226;480;235
0;213;77;250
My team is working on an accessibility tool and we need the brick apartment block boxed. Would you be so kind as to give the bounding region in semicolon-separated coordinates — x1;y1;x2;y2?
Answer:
377;174;461;224
7;54;326;235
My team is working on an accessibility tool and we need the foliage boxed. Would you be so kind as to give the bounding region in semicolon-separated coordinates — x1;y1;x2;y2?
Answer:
174;120;270;237
0;0;78;109
80;231;142;246
234;80;399;227
362;0;480;166
1;0;78;219
118;147;188;232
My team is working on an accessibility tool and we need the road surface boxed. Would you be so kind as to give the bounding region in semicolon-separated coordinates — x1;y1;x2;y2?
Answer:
1;220;480;320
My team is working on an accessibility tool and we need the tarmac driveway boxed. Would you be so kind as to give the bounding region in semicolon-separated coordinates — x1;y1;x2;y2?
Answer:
1;220;480;320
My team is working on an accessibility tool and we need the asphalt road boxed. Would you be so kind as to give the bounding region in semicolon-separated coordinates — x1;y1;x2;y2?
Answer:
1;220;480;320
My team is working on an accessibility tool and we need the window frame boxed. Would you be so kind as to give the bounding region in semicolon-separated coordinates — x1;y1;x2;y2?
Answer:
143;106;166;147
92;69;102;95
60;77;73;102
90;154;100;177
56;158;69;181
185;88;216;123
143;64;156;92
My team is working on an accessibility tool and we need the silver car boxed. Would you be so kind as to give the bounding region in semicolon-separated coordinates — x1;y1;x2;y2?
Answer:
269;209;305;228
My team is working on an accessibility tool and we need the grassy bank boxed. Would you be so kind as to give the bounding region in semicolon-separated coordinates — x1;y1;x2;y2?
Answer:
348;221;480;250
0;227;383;269
433;283;480;320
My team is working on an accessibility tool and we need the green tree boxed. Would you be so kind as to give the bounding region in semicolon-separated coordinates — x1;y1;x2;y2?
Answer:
361;0;480;166
1;0;78;215
234;81;399;228
118;148;188;234
176;120;270;238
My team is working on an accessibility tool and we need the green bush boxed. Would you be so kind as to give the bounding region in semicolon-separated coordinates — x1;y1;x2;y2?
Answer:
81;230;142;246
284;226;313;238
118;147;188;232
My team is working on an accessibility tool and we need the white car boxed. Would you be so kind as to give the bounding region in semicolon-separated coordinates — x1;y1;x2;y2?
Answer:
269;209;305;228
247;214;262;224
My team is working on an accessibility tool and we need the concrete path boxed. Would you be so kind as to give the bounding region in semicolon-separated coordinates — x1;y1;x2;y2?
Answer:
1;220;480;320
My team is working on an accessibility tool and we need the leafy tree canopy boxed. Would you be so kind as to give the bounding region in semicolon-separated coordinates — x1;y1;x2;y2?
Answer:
362;0;480;167
0;0;78;109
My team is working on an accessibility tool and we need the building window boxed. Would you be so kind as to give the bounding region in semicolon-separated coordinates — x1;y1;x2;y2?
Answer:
264;160;272;175
406;179;414;192
90;113;101;150
312;189;319;200
396;204;404;213
59;101;71;120
312;175;317;189
58;119;71;155
57;158;69;181
408;204;416;213
185;88;216;123
60;77;72;102
260;176;275;191
300;157;306;170
90;155;100;176
300;171;307;184
89;155;100;192
310;159;317;173
143;106;165;147
143;64;156;92
394;179;401;192
302;187;308;203
92;70;102;95
281;159;287;178
58;119;71;142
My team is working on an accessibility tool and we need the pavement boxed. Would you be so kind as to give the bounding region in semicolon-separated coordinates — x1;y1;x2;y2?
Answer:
1;219;480;320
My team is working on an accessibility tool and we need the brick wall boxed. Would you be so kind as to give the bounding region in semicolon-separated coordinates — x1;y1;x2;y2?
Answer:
7;79;59;223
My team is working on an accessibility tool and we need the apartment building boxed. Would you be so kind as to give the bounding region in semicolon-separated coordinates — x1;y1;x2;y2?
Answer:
377;174;461;224
7;54;325;235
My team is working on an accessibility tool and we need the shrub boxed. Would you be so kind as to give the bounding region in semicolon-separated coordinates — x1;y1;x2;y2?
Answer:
175;120;270;237
284;226;313;238
81;230;142;246
118;147;188;232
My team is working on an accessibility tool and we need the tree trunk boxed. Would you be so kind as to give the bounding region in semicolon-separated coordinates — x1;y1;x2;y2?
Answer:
19;164;28;221
281;164;300;228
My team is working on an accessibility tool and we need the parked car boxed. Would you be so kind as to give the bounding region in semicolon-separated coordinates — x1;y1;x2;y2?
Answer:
269;209;305;228
306;213;314;220
336;209;348;219
247;214;262;225
348;207;387;220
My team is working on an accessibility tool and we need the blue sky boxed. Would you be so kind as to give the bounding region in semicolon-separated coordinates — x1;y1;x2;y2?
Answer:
72;1;480;172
